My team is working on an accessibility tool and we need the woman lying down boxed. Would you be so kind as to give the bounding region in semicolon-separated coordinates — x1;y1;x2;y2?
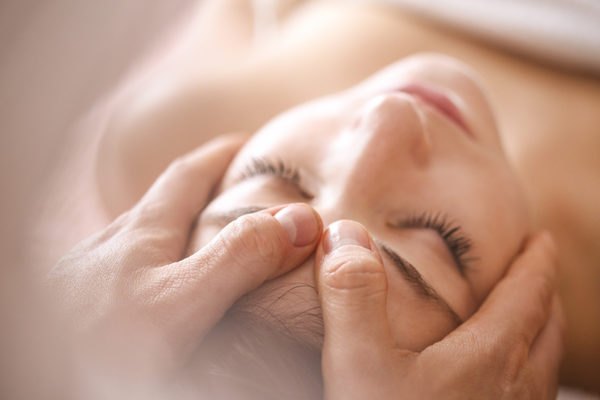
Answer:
50;54;564;399
185;55;559;397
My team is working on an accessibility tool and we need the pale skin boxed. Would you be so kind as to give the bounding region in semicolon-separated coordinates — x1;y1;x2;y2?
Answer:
183;53;563;398
315;220;563;399
48;135;324;382
95;0;600;391
50;134;564;398
189;53;533;352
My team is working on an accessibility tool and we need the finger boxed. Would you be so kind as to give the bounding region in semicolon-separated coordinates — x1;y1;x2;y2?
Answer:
450;231;558;352
315;220;396;366
529;295;567;399
151;203;322;338
132;133;246;243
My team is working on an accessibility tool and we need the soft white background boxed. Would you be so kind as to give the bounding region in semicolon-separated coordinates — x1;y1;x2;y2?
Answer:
0;1;197;397
0;1;596;398
0;0;200;270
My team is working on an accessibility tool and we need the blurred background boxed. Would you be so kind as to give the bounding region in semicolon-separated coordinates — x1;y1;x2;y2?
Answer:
0;1;197;398
0;0;198;268
1;0;599;398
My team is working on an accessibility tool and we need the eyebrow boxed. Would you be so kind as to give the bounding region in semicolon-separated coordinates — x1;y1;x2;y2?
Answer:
202;207;463;327
376;240;463;326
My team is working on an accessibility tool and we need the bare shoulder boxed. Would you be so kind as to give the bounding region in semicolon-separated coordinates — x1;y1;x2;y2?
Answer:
511;68;600;391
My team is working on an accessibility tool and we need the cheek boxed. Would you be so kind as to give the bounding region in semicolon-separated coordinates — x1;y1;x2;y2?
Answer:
461;174;530;300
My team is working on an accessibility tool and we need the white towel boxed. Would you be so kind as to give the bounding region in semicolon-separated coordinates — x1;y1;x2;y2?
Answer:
373;0;600;74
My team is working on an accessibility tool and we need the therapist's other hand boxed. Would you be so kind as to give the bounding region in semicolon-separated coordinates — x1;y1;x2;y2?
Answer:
316;220;564;400
47;135;322;378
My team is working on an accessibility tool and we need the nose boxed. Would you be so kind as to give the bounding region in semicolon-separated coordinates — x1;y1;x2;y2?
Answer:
321;93;430;208
352;92;431;167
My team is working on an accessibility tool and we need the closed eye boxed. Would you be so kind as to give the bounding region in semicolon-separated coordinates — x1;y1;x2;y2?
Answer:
236;158;314;199
387;212;478;276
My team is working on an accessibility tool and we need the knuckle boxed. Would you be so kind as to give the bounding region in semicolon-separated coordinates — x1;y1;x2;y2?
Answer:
459;326;501;368
168;155;192;174
141;267;188;307
161;155;198;186
109;211;131;231
121;222;180;261
128;201;160;228
322;254;386;293
222;212;286;270
456;325;486;355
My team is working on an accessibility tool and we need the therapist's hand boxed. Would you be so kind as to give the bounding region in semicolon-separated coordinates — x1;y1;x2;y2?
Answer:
47;135;322;379
316;220;565;400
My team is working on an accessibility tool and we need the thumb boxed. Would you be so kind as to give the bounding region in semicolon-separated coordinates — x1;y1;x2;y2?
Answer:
315;220;396;368
150;203;322;341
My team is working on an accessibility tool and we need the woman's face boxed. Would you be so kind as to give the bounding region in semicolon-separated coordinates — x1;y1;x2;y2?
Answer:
190;54;530;351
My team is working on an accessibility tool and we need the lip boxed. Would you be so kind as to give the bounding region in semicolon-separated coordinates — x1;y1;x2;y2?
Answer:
396;83;473;139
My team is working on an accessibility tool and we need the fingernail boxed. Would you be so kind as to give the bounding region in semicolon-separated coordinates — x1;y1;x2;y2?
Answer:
274;203;320;247
323;220;371;254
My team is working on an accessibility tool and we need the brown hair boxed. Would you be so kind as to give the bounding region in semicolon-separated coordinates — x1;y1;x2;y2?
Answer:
183;300;324;399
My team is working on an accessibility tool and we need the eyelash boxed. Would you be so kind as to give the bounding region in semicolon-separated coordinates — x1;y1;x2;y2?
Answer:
397;212;475;274
238;158;315;199
239;158;301;185
240;159;474;273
